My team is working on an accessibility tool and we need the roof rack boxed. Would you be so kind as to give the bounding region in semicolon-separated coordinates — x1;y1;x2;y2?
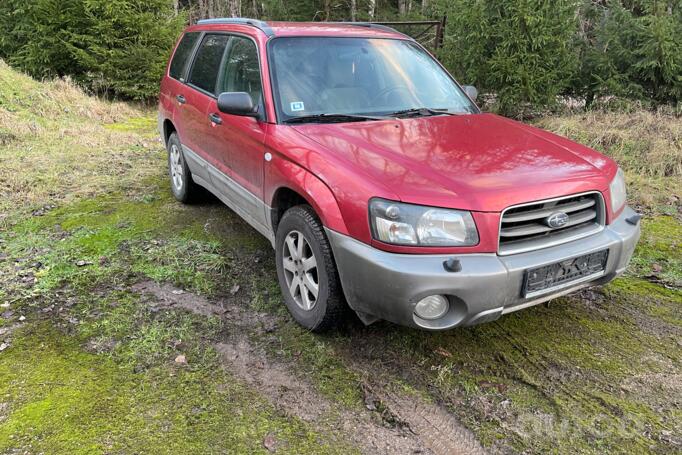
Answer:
331;22;407;37
196;18;274;37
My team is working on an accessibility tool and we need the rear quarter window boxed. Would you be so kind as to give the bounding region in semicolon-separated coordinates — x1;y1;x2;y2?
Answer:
169;32;200;81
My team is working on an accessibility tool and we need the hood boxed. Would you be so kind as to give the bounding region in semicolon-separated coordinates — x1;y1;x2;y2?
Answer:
292;113;616;212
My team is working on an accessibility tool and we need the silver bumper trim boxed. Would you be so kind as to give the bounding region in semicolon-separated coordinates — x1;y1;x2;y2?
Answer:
326;206;641;330
523;269;606;299
501;281;594;315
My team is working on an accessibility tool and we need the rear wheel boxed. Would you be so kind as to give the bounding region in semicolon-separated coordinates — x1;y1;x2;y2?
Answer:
275;205;346;331
167;132;198;203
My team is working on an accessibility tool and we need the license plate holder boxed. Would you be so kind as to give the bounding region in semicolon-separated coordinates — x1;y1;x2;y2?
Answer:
523;250;609;298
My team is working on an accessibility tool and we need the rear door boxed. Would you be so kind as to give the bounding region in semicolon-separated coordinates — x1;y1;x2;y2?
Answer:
182;33;231;178
160;31;201;136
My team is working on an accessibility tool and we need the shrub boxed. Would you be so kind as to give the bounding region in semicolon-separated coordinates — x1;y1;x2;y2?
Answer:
572;0;682;107
435;0;580;118
0;0;185;100
434;0;681;116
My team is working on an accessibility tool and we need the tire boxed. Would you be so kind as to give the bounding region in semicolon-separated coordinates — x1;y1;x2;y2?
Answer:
275;205;347;331
167;132;198;203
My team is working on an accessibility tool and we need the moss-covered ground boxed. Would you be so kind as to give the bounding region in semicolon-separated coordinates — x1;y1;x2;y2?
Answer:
0;63;680;454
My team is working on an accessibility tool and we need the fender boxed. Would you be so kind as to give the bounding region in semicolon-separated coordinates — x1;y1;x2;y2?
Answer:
265;153;349;236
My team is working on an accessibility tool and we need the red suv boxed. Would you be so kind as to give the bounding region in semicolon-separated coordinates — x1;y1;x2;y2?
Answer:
158;18;641;331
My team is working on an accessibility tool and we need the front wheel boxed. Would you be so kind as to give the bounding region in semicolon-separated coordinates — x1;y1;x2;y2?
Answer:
275;205;347;331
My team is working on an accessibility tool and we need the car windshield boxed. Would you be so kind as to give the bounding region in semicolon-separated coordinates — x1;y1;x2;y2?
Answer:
269;37;477;122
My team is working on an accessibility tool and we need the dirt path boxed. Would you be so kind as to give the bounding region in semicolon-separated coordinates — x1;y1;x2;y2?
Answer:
134;280;486;455
361;383;486;455
215;339;428;454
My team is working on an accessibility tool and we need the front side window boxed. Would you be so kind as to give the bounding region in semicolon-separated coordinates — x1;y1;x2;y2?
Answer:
169;32;200;81
269;37;477;121
218;36;263;105
188;34;229;94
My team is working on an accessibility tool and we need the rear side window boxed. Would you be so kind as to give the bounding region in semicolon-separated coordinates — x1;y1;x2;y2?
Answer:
169;32;200;81
188;34;230;94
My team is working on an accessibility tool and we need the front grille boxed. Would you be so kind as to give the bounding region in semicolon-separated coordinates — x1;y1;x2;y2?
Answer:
498;192;605;255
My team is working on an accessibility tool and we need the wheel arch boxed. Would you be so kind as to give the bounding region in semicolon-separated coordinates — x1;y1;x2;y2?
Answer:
162;119;177;146
267;163;348;237
271;187;308;232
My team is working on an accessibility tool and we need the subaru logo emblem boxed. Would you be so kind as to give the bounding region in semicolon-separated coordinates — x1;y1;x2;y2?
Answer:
546;212;569;228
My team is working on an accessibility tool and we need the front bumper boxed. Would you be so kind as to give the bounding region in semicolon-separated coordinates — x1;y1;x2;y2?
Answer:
326;206;641;330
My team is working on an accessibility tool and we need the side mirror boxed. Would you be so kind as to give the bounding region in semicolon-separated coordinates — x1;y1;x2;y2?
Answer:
217;92;258;117
462;85;478;101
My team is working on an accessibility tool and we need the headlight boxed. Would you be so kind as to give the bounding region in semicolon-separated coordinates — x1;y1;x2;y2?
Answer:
369;199;479;246
609;168;627;213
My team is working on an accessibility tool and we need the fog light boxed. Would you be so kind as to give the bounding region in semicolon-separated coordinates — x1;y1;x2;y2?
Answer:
414;295;449;320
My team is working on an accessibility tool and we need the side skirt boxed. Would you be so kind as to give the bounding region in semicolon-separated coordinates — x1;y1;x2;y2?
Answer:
182;145;275;247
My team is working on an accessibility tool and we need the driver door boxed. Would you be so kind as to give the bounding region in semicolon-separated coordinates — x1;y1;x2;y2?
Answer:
214;35;266;200
203;35;268;228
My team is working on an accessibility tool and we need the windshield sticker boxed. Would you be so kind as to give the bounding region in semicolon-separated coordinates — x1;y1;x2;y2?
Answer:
290;101;305;112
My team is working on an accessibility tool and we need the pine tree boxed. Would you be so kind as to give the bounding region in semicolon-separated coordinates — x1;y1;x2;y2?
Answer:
570;0;681;108
434;0;580;118
0;0;184;100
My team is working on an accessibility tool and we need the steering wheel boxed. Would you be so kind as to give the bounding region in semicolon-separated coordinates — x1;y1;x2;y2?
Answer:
370;85;419;105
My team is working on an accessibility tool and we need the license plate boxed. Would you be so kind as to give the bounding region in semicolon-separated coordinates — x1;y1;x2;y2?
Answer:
523;250;609;298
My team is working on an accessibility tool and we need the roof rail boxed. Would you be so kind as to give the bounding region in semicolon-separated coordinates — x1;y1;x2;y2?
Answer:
331;22;408;37
196;17;274;37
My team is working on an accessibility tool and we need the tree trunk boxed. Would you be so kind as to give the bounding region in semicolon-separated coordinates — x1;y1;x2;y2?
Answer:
398;0;407;16
368;0;376;19
202;0;210;19
351;0;357;21
422;0;429;14
324;0;331;20
228;0;241;17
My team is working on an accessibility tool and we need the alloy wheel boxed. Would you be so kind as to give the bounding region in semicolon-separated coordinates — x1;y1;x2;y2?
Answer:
170;143;184;190
282;230;319;310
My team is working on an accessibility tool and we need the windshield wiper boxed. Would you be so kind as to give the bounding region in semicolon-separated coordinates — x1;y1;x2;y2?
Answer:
283;113;389;124
387;107;458;118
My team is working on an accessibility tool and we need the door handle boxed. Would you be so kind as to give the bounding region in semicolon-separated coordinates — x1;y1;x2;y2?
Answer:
208;113;222;125
176;94;186;104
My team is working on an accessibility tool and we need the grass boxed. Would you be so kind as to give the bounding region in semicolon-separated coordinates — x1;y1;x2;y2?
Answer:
536;110;682;217
0;324;345;454
0;59;161;222
0;62;354;454
627;216;682;287
374;286;680;452
0;62;680;454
